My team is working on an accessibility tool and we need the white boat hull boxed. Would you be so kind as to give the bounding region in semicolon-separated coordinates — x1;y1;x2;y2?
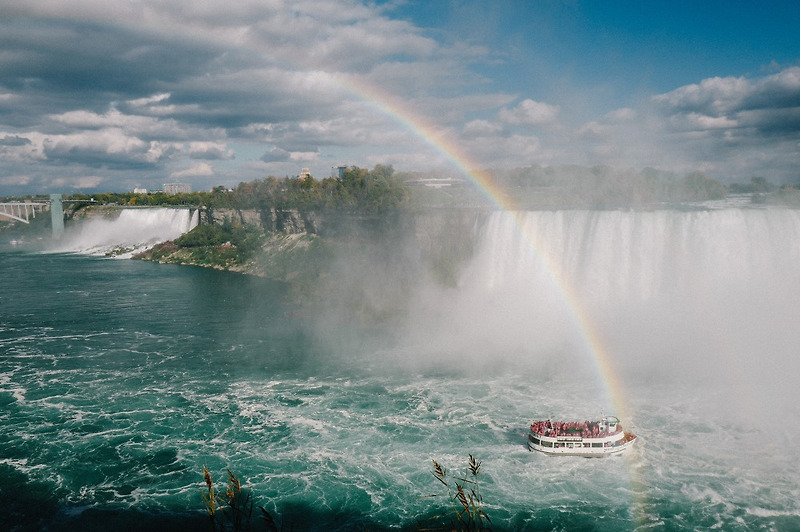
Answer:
527;433;636;457
528;416;637;457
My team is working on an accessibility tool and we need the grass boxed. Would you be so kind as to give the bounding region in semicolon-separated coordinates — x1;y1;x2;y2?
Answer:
202;455;491;531
202;466;278;532
421;454;492;531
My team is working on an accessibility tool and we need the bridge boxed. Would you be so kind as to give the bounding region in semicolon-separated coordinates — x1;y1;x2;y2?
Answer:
0;201;49;224
0;194;66;237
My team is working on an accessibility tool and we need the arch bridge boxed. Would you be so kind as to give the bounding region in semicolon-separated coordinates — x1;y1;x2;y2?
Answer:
1;195;96;237
0;201;50;224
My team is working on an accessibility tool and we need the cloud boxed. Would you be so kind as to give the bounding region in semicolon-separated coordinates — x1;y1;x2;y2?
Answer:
48;108;185;140
41;129;181;167
653;76;750;115
653;67;800;136
604;107;636;122
260;147;291;163
170;162;214;179
187;142;234;160
0;174;32;186
462;119;504;138
576;121;609;139
498;99;560;126
0;2;798;192
50;175;106;189
0;135;31;146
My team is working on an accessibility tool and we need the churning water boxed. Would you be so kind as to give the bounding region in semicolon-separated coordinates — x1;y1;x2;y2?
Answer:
49;207;199;257
1;207;799;531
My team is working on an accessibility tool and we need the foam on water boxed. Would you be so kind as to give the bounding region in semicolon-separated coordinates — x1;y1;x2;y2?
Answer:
2;209;800;530
48;207;198;256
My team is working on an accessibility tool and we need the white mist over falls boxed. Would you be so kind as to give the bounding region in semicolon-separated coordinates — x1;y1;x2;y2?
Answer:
408;208;800;408
4;204;800;529
49;207;199;257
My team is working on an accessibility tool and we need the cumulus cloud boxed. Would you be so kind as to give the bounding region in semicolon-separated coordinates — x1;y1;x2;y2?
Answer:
462;119;504;137
498;99;560;126
50;175;107;189
171;162;214;179
653;67;800;137
576;121;609;139
41;129;181;167
0;1;798;192
604;107;637;122
0;135;31;146
0;174;32;186
187;142;234;160
261;147;291;163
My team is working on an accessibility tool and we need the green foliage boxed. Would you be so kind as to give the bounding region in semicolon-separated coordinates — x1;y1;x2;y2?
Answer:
173;220;264;267
728;176;776;194
176;224;230;248
225;164;407;215
676;171;727;201
52;162;743;215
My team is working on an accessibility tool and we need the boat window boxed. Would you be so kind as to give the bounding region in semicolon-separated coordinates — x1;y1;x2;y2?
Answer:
592;442;602;448
543;440;553;447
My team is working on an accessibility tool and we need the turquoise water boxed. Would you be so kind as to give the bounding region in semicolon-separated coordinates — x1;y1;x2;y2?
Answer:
3;209;800;531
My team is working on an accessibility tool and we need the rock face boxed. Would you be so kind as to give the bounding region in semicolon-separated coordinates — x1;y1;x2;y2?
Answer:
204;208;322;235
205;208;262;228
137;206;487;322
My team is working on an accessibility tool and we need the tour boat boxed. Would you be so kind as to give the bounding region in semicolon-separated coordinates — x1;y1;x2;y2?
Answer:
528;416;636;457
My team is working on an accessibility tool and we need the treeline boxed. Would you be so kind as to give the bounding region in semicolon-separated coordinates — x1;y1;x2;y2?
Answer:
490;165;729;207
221;164;407;213
65;164;408;214
8;164;797;215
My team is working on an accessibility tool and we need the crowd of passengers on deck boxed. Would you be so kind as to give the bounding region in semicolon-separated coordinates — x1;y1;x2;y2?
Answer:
530;420;620;438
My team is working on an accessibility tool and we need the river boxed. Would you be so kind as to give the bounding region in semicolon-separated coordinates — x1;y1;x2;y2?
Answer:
2;207;799;530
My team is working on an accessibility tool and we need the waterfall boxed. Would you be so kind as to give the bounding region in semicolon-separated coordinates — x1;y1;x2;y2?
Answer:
406;207;800;409
49;207;199;257
466;208;800;307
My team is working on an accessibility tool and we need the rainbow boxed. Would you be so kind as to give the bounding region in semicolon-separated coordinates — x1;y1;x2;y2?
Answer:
339;75;629;421
340;74;648;526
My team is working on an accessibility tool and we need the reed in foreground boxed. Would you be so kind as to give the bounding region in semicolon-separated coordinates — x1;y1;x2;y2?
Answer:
421;454;492;531
201;466;279;532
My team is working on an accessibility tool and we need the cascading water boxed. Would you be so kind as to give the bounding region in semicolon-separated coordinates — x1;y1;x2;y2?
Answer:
2;205;799;530
458;208;800;331
409;206;800;422
49;207;199;257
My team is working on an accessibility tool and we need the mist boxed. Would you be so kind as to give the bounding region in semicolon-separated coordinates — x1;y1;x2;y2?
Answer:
304;207;800;437
44;203;800;431
47;207;198;257
7;203;799;529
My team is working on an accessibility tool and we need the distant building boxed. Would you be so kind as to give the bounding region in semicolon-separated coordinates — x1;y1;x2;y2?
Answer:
133;187;148;194
163;183;191;194
331;166;347;179
299;168;312;180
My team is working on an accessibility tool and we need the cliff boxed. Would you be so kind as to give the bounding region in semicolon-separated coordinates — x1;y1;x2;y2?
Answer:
135;208;484;321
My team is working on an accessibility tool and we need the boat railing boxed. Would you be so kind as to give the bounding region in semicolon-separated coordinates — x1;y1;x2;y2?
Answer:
530;420;623;439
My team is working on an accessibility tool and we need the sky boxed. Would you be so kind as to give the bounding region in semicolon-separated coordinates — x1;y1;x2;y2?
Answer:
1;0;799;195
